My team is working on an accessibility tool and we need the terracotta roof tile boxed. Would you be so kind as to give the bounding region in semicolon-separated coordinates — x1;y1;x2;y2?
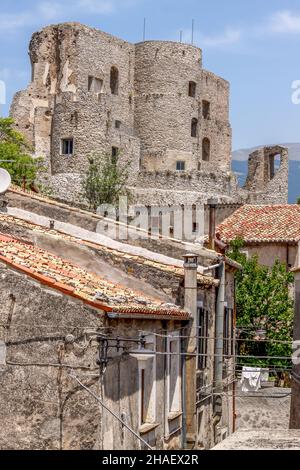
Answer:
0;213;217;287
217;205;300;244
0;234;190;320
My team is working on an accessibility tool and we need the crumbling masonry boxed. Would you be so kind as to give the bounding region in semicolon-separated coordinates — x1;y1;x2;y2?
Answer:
10;23;289;206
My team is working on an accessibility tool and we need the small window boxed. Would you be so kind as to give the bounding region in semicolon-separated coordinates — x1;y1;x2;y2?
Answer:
61;138;73;155
202;138;210;161
176;161;186;172
115;120;121;129
189;81;197;98
202;100;210;119
112;147;119;164
88;76;103;93
191;118;198;138
110;66;119;95
193;222;198;233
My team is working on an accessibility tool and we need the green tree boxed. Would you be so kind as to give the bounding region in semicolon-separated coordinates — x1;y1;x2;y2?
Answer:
81;153;132;211
297;197;300;205
0;117;42;188
228;238;294;368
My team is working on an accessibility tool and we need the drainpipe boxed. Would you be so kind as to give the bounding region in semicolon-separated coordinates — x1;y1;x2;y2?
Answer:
181;332;187;449
290;266;300;429
183;253;198;449
213;260;226;443
207;198;218;251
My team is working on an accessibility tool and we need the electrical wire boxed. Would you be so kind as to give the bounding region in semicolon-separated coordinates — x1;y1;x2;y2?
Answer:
69;372;153;451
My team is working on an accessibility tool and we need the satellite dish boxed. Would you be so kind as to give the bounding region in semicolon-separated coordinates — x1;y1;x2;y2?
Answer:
0;168;11;195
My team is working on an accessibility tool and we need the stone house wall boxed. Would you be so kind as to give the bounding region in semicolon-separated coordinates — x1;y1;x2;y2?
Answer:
0;260;189;450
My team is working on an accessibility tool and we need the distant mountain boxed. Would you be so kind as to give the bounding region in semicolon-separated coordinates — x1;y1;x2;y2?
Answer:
232;144;300;204
233;143;300;162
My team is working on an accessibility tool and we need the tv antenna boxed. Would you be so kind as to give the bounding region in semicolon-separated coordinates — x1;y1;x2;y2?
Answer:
0;168;11;195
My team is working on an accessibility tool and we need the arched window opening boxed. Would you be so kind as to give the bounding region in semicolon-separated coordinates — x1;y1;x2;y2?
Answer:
191;118;198;138
202;138;210;162
110;66;119;95
269;153;281;180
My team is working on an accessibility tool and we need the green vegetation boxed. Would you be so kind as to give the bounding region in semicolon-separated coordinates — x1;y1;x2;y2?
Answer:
0;117;42;189
228;238;294;368
81;153;132;211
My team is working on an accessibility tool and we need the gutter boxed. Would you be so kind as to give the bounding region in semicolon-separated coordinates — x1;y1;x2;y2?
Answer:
107;312;191;321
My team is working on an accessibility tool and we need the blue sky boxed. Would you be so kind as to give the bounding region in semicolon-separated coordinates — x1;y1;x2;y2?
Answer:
1;0;300;151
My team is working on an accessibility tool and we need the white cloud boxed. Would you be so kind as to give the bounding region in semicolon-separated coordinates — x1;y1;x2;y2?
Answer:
0;13;33;31
0;0;138;33
268;10;300;34
201;28;241;48
182;27;241;49
37;2;66;21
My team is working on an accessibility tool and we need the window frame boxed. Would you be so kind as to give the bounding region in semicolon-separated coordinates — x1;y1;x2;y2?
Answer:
176;160;186;172
61;138;74;156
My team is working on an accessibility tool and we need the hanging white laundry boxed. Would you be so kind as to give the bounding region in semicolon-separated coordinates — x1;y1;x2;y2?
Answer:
240;367;262;392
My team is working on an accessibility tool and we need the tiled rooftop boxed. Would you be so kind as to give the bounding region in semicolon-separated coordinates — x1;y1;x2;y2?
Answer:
217;205;300;244
0;212;217;287
0;234;190;320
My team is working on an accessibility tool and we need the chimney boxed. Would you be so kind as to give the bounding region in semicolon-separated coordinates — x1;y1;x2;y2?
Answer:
183;253;198;447
207;198;218;251
183;253;198;320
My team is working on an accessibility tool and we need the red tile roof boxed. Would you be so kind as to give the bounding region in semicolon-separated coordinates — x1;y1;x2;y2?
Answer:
217;205;300;244
0;234;190;320
0;213;217;287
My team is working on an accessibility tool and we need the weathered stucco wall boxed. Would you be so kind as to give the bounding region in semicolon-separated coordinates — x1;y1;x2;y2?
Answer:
0;260;189;450
242;243;297;269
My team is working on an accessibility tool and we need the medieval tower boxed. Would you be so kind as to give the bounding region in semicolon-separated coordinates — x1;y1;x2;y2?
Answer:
10;23;288;206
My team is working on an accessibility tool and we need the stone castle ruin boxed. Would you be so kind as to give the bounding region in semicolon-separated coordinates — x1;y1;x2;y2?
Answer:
10;23;289;207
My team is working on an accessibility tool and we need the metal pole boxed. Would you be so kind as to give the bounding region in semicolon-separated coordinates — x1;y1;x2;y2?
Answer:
143;18;146;41
180;31;183;43
290;267;300;429
69;372;153;450
214;261;226;391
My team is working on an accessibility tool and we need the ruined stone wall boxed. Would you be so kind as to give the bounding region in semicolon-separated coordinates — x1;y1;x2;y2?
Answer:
243;146;289;204
10;23;288;209
201;71;232;172
134;41;202;171
134;42;231;173
10;23;234;205
10;23;140;179
130;169;240;206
